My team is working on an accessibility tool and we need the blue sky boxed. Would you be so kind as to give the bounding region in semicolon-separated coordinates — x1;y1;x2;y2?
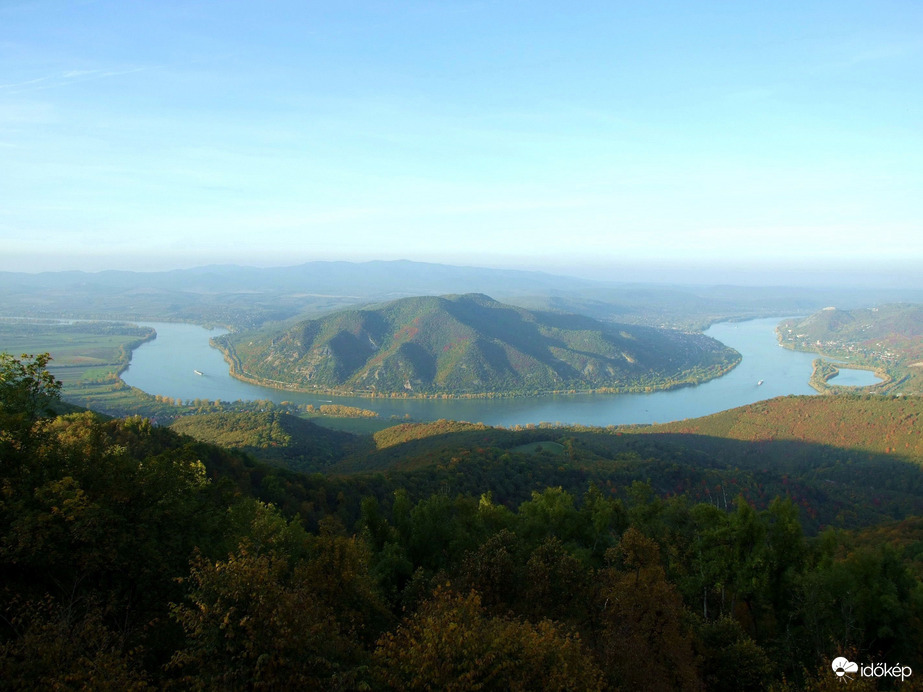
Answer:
1;1;921;284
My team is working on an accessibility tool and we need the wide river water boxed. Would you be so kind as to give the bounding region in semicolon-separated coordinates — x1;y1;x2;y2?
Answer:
119;316;882;427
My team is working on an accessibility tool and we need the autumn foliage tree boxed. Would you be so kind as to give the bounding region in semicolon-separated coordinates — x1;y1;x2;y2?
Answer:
373;586;604;691
589;528;702;691
169;505;388;690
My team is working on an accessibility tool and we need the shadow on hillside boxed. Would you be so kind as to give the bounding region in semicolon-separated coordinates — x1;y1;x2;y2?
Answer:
334;425;923;531
580;431;923;529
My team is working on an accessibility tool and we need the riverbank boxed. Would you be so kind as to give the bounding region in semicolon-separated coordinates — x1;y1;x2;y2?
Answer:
0;319;178;418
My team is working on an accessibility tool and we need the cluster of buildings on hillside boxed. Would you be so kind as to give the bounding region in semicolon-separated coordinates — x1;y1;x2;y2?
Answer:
780;329;900;365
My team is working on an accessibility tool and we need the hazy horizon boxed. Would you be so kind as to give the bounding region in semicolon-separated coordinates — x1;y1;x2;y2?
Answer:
3;2;922;281
3;255;923;291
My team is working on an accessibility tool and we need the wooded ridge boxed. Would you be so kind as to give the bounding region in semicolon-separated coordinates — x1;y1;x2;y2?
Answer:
217;293;740;397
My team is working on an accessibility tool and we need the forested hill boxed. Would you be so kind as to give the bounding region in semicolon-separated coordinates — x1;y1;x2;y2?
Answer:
779;303;923;345
169;410;359;473
639;393;923;458
217;293;739;396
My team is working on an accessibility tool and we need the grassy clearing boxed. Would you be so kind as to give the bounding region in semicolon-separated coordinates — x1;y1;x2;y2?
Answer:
306;415;399;435
510;440;566;456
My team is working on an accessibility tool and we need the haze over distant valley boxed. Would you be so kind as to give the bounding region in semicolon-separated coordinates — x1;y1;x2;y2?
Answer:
3;260;922;331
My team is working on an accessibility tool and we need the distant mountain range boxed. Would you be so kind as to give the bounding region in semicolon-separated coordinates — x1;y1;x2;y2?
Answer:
4;259;922;331
216;293;740;396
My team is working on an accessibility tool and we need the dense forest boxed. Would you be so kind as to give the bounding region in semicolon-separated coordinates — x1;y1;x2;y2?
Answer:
3;353;923;689
218;293;740;398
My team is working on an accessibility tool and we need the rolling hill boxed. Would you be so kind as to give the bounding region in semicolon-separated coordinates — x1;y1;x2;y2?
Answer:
169;410;359;473
216;293;740;396
637;392;923;456
164;392;923;532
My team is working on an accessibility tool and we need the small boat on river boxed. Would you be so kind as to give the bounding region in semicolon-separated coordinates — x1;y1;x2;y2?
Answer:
194;369;204;376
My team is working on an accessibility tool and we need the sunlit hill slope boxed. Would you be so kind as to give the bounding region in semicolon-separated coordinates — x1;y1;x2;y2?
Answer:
217;293;739;396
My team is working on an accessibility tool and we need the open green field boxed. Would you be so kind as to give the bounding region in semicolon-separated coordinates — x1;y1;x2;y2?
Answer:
0;319;178;417
305;415;398;435
0;319;150;381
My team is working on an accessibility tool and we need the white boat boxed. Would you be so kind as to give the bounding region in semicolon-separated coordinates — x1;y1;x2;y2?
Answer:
194;369;204;376
757;379;763;386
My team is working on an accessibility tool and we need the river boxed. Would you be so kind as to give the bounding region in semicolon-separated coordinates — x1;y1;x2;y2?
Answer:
120;317;832;427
